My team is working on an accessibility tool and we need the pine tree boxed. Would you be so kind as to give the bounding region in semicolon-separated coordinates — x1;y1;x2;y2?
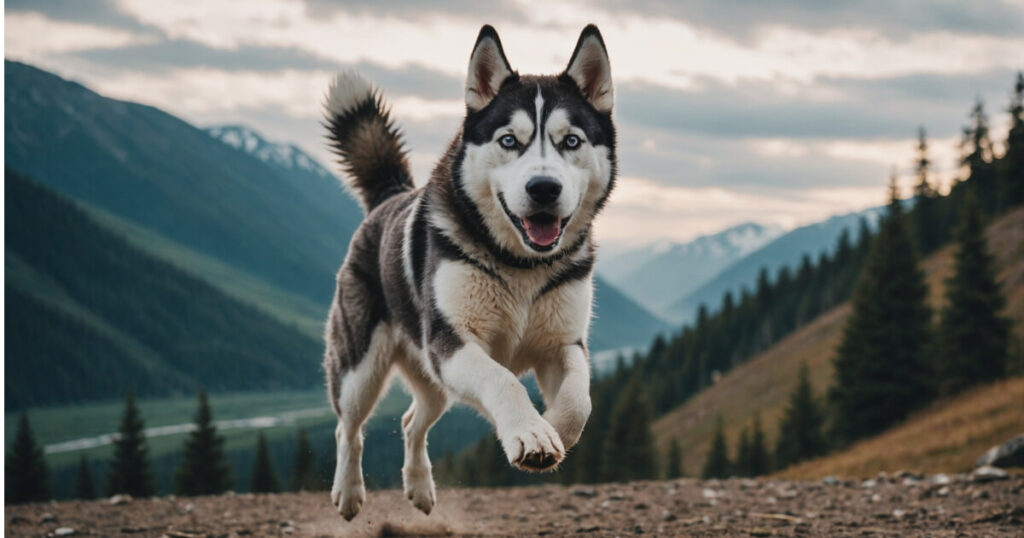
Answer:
602;377;656;482
1002;72;1024;208
748;415;770;476
735;427;752;477
289;428;318;491
665;438;683;479
701;416;731;479
775;362;827;469
936;191;1010;395
961;98;998;213
106;389;154;497
75;455;96;500
913;126;940;253
175;390;233;496
829;180;934;443
5;413;51;504
250;432;279;493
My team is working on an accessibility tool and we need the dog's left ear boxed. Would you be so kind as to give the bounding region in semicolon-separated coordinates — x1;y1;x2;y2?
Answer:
564;25;613;114
465;25;515;112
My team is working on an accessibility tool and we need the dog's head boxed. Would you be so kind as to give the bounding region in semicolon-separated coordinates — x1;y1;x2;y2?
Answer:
452;25;616;260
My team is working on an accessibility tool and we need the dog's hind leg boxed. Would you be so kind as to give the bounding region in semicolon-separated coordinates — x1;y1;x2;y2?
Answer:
329;325;394;521
395;358;447;515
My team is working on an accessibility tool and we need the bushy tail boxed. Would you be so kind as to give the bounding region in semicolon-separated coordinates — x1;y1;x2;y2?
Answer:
323;72;413;212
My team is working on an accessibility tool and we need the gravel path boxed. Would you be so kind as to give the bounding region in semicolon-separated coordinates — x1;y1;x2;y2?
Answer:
6;470;1023;537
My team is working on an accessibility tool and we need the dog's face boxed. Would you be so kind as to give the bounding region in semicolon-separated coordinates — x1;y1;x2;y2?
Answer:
454;25;616;258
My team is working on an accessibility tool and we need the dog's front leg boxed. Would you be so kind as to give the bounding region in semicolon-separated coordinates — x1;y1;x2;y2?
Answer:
440;342;565;471
535;342;592;450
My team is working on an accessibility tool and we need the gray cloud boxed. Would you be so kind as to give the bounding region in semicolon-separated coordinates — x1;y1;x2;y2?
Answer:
301;0;526;22
6;0;156;33
601;0;1024;41
617;69;1021;142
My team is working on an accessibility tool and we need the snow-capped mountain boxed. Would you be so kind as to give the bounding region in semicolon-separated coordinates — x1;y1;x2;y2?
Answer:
600;222;784;315
206;125;332;178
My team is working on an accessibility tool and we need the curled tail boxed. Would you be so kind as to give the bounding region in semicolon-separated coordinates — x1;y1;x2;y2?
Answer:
324;72;413;212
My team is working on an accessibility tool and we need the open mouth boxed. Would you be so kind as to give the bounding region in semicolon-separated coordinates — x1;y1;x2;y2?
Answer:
498;193;571;252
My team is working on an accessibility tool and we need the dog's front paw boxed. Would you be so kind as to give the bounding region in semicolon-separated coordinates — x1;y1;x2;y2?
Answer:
500;415;565;472
331;480;365;521
403;462;436;515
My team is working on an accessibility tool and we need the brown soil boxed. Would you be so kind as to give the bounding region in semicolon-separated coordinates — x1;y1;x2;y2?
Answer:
6;472;1024;537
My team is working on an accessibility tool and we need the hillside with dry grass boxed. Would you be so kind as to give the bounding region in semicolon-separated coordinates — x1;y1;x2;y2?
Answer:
653;207;1024;478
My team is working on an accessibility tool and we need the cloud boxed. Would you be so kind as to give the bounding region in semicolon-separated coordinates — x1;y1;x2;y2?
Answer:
6;0;154;32
599;0;1024;41
4;12;158;58
301;0;526;21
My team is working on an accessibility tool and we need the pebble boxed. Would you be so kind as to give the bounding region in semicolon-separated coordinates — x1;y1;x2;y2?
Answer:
971;465;1009;483
608;491;625;501
822;476;839;486
109;494;133;505
571;487;597;498
892;508;907;520
702;488;719;499
861;479;877;488
183;503;195;514
937;486;950;497
930;473;951;485
41;513;58;523
971;489;990;500
53;527;76;537
870;493;882;503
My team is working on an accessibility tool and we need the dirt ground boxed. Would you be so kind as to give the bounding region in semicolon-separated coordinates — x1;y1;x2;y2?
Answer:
6;471;1023;537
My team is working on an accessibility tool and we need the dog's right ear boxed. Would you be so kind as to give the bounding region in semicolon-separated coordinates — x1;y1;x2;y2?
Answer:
465;25;515;112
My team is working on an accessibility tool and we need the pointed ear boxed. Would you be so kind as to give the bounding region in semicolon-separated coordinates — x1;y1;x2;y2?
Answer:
465;25;515;112
564;24;613;114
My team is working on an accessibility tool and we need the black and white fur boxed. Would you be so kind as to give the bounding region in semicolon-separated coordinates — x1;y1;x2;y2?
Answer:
322;24;616;520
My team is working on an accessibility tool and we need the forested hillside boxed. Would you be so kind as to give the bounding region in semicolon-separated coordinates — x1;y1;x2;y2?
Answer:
5;171;322;409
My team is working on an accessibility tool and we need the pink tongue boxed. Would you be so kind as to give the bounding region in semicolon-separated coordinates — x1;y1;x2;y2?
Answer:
522;216;562;246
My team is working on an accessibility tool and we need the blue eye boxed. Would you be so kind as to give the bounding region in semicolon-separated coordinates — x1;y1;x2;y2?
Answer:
564;134;581;149
499;135;518;149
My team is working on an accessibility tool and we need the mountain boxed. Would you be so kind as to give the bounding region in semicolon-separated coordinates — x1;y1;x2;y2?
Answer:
4;60;658;357
601;222;783;315
4;171;322;409
591;276;671;354
4;60;364;305
652;207;1024;477
664;208;883;323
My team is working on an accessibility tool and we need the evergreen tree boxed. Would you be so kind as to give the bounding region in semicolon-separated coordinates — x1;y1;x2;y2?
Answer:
250;432;279;493
913;126;940;253
602;377;656;482
936;191;1010;394
829;181;934;443
701;416;731;479
775;362;827;469
961;98;998;213
735;427;752;477
1002;72;1024;208
665;438;683;479
5;413;51;504
106;389;154;497
748;415;770;476
74;455;96;500
289;428;318;491
175;390;233;496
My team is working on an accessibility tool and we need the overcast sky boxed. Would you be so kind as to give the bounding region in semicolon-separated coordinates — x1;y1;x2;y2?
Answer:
6;0;1023;245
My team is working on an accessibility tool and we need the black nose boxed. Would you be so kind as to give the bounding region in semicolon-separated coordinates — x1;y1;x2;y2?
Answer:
526;176;562;205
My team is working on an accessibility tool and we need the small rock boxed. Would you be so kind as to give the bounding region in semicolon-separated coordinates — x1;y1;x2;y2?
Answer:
975;433;1024;468
633;502;649;510
662;511;677;522
608;491;625;501
41;513;58;523
559;503;578;511
749;527;772;537
633;525;644;534
777;489;798;499
861;479;876;488
937;486;950;497
571;487;597;498
9;516;28;525
109;494;133;505
870;493;882;503
972;465;1009;483
892;509;907;520
895;470;923;480
930;473;951;485
822;476;839;486
901;477;920;487
971;489;990;500
702;488;718;499
600;500;611;508
53;528;77;537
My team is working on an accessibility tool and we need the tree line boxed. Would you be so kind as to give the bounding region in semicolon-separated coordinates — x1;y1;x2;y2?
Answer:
5;389;320;504
445;72;1024;486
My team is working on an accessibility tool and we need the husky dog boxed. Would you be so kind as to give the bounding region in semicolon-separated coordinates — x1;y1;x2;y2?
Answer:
322;24;615;520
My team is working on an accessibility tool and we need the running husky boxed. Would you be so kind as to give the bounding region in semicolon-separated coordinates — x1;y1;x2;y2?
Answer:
322;24;615;520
